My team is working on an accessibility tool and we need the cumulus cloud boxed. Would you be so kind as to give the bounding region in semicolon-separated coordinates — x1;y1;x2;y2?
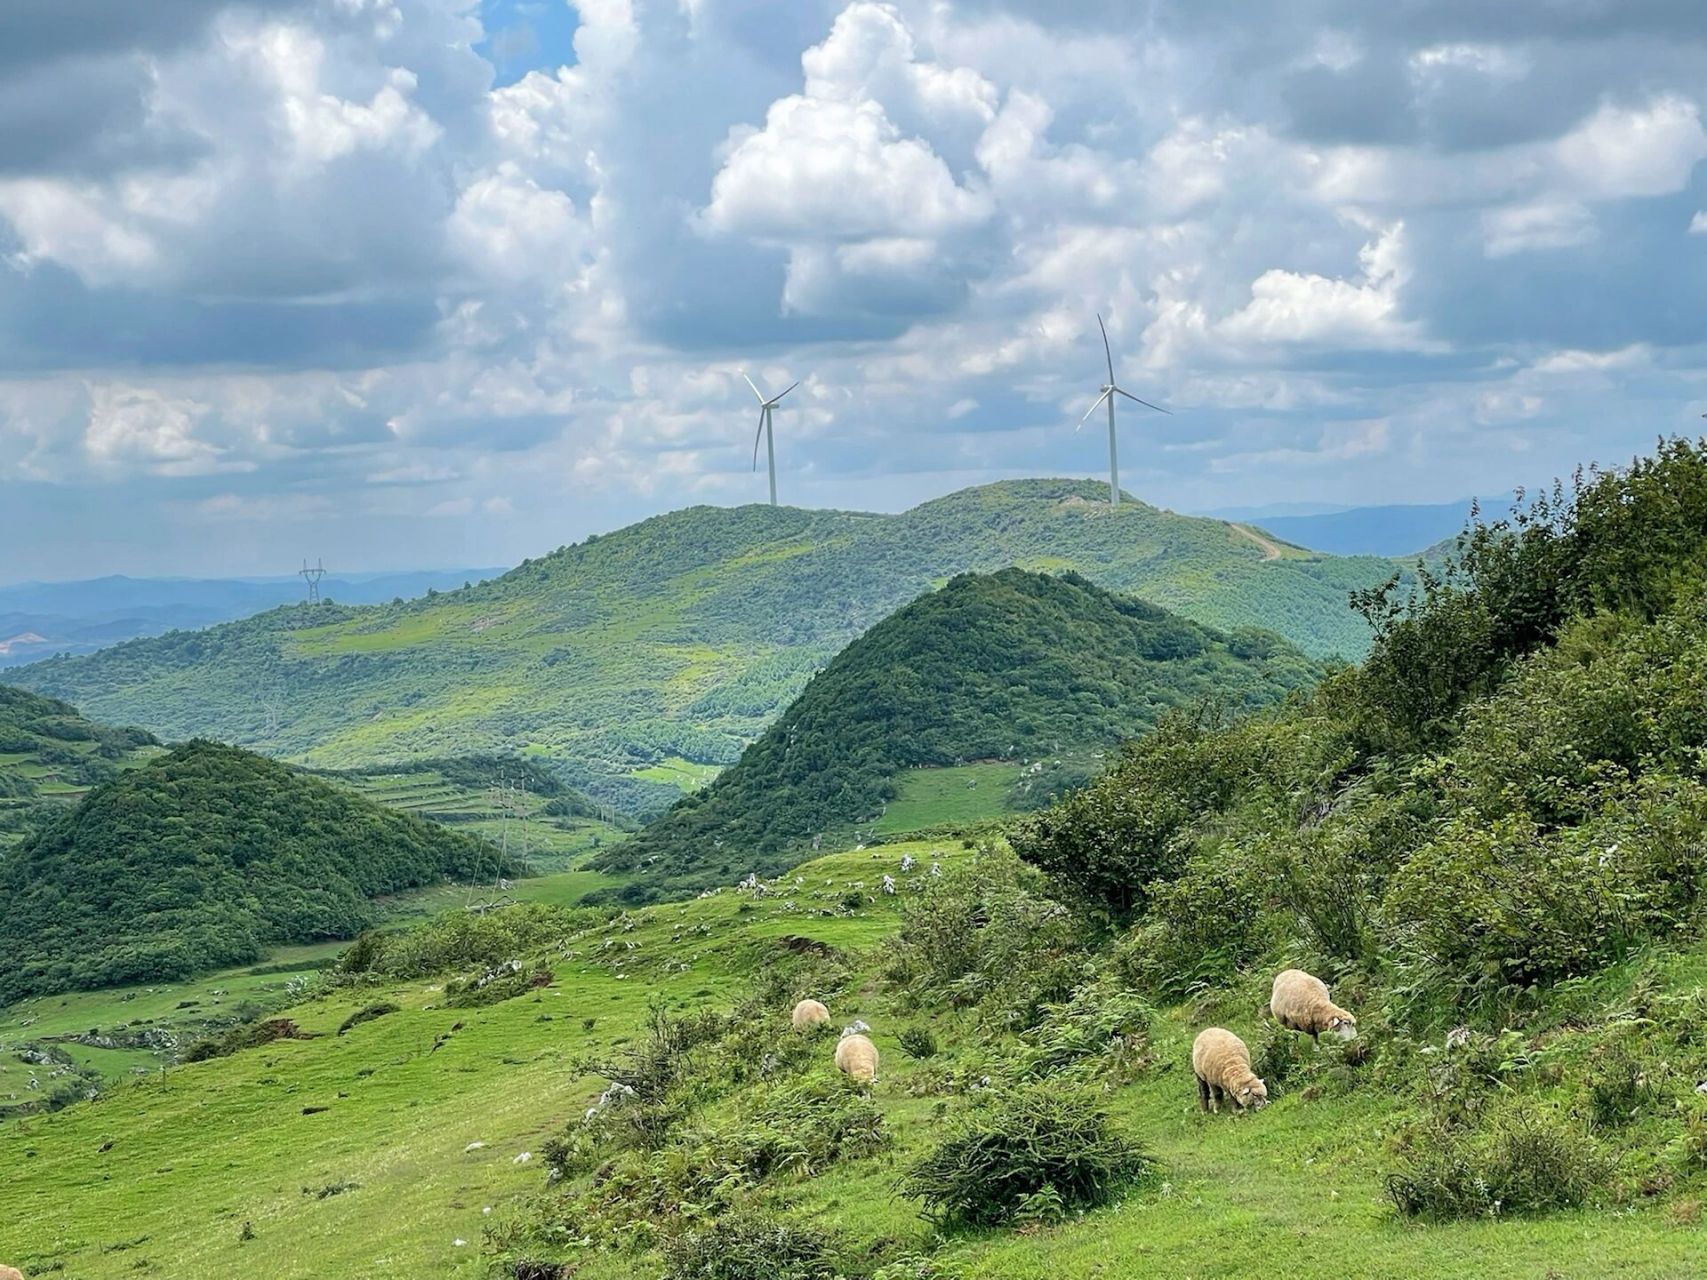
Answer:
2;0;1705;577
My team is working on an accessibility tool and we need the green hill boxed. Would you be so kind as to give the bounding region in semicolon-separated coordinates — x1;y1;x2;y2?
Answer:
0;740;507;1003
0;684;160;848
9;480;1396;811
603;569;1322;894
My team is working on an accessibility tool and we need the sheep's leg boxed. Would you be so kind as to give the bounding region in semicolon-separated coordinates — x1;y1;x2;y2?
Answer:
1210;1083;1225;1113
1196;1074;1211;1113
1310;1029;1321;1051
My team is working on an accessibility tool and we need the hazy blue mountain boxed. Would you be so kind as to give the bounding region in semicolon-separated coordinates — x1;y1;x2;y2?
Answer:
0;569;506;667
1237;496;1514;557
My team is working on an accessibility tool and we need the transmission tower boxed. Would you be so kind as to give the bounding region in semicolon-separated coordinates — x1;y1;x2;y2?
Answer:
299;558;327;605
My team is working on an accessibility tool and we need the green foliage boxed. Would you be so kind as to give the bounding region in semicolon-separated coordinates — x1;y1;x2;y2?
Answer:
606;570;1320;893
897;1026;939;1059
1009;708;1258;922
1384;1103;1613;1220
1021;977;1154;1079
0;683;159;849
661;1212;843;1280
900;1084;1150;1228
0;740;503;1003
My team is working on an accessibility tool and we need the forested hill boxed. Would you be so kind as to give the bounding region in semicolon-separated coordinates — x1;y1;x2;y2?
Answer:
0;684;159;847
10;480;1393;810
599;569;1322;896
0;740;504;1003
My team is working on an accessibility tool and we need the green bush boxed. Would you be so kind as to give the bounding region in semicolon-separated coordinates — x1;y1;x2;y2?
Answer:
1021;977;1153;1079
897;1026;939;1059
337;1002;400;1035
662;1212;842;1280
900;1084;1150;1228
1009;711;1253;923
1384;1103;1612;1219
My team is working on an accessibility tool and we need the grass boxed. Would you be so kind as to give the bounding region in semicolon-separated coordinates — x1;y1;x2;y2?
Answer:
632;755;724;793
5;836;1707;1279
872;763;1025;836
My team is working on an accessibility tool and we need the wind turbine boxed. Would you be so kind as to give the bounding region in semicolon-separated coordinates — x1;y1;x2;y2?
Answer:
1077;314;1169;506
742;372;800;507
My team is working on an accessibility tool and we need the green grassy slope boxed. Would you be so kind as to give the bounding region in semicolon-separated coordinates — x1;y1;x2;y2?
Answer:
10;481;1394;807
0;684;160;848
603;569;1322;893
3;840;1703;1280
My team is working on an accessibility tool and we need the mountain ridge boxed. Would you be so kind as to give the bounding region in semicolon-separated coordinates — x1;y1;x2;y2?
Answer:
11;478;1396;810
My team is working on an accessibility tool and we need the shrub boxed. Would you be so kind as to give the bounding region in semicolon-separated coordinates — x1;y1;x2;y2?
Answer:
1586;1034;1662;1129
337;1002;400;1035
1384;1103;1612;1219
900;1084;1150;1228
662;1212;842;1280
898;1026;939;1059
1009;711;1253;922
1021;978;1153;1079
711;1076;889;1179
1118;850;1269;999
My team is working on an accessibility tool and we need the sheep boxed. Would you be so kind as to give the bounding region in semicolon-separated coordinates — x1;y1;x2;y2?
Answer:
1270;968;1357;1045
0;1266;24;1280
791;998;831;1030
835;1031;880;1084
1191;1027;1268;1113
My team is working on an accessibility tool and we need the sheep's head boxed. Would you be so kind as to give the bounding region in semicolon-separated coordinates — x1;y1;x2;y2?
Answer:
1327;1011;1358;1042
1236;1076;1270;1110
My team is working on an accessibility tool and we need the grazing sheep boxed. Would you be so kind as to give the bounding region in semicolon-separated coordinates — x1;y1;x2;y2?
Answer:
791;999;830;1030
1270;969;1357;1044
1192;1028;1268;1113
835;1031;880;1084
1;1266;24;1280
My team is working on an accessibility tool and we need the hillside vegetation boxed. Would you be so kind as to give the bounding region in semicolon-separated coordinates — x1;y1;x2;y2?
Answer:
11;480;1394;810
0;684;158;848
603;568;1320;896
0;740;507;1003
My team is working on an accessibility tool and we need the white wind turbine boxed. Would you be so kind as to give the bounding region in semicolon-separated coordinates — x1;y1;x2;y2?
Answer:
1077;313;1169;506
742;372;800;507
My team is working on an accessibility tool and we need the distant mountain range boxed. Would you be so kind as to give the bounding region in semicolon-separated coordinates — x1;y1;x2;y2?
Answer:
0;569;506;668
1200;496;1513;558
10;479;1402;814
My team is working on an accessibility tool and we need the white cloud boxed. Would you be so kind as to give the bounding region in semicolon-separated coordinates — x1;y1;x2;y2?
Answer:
1482;200;1596;257
1217;221;1433;351
83;386;230;476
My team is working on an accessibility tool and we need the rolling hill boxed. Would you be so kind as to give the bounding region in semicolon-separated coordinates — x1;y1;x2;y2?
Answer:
11;479;1394;811
0;740;508;1003
599;569;1322;895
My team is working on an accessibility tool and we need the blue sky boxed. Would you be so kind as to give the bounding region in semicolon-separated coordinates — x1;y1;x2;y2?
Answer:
1;0;1704;580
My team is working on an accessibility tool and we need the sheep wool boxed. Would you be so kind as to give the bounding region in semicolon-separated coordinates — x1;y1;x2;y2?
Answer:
0;1265;24;1280
1270;969;1357;1042
1191;1027;1268;1112
791;999;831;1029
835;1032;880;1083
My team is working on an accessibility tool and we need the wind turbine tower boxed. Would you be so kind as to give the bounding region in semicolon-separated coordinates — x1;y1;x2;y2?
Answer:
742;372;800;506
1077;314;1169;506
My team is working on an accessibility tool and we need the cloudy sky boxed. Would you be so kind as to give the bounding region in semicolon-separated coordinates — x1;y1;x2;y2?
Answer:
3;0;1705;580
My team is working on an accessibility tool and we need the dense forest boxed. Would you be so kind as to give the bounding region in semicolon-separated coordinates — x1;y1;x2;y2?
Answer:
0;740;507;1003
11;479;1396;813
600;569;1320;896
0;684;158;848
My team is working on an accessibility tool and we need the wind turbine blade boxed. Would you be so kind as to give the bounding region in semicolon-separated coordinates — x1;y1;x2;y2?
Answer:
771;380;802;404
1113;387;1171;414
1097;313;1115;385
741;372;766;405
1076;389;1112;429
752;409;766;470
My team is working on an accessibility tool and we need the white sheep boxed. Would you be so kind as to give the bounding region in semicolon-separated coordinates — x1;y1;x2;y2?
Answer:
835;1030;880;1084
1269;969;1357;1044
1191;1027;1268;1113
791;999;831;1030
1;1266;25;1280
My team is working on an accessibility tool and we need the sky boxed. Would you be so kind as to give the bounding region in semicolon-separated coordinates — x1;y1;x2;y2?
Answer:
2;0;1705;581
